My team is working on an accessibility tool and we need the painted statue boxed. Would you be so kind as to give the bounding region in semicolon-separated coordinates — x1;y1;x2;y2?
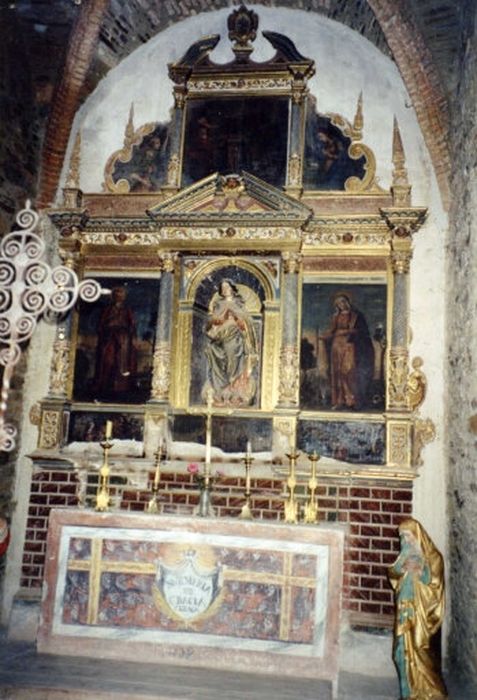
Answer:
319;293;374;410
94;286;137;399
202;279;258;407
388;518;448;700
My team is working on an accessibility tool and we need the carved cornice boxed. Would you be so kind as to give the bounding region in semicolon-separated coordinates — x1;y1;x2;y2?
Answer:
380;207;428;236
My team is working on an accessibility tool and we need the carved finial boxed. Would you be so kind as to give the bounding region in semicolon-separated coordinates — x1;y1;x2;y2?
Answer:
65;130;82;189
392;117;408;186
352;92;363;140
228;4;259;60
123;103;135;149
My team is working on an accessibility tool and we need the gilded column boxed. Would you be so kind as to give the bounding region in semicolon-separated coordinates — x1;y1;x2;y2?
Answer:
286;92;306;197
164;87;186;191
39;250;80;450
150;253;177;402
388;230;412;411
278;252;301;407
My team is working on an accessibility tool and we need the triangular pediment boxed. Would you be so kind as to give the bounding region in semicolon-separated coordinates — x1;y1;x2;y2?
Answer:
147;172;313;224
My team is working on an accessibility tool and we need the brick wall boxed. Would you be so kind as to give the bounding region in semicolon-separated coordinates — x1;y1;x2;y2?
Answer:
22;466;412;626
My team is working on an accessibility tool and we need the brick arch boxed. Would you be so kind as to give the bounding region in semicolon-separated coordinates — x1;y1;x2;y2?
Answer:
38;0;451;209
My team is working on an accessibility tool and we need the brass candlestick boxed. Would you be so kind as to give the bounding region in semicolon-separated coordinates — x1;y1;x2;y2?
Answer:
239;450;254;520
197;458;214;517
303;451;320;524
146;442;164;514
284;451;300;523
95;420;113;511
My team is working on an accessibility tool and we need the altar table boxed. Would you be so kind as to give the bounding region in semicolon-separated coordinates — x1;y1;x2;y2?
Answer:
38;509;344;692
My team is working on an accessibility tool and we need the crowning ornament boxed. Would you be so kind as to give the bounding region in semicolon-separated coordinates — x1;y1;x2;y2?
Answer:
0;202;106;451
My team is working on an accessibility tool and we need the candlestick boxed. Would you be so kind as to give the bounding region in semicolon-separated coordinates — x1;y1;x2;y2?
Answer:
147;442;164;514
239;451;254;520
303;451;320;524
284;450;300;524
95;434;113;511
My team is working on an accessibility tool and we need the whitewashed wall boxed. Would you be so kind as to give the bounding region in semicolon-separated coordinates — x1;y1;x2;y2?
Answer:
1;5;439;611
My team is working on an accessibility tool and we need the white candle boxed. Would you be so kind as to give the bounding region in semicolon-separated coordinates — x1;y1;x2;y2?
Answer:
105;420;113;439
246;440;252;456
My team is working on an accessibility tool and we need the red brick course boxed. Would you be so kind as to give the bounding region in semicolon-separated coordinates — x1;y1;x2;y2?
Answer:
21;466;412;626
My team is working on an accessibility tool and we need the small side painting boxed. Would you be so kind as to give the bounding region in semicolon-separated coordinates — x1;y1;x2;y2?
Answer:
68;412;144;443
300;283;386;412
111;123;169;192
303;101;366;190
171;415;272;454
72;278;160;403
298;419;385;465
212;417;272;454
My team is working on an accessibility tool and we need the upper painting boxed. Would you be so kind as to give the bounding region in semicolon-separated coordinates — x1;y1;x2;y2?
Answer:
181;97;289;188
72;278;160;404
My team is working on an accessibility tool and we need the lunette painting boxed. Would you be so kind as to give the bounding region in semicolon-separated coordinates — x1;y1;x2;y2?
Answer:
72;278;160;404
300;282;387;412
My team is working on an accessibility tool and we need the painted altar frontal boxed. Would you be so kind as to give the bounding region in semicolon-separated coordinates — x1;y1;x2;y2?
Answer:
38;509;344;685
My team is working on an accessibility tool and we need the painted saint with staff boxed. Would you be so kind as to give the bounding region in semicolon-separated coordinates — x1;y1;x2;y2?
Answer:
202;279;258;407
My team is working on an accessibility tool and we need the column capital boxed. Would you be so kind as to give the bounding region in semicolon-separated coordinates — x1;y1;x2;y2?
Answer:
159;252;179;273
282;251;302;274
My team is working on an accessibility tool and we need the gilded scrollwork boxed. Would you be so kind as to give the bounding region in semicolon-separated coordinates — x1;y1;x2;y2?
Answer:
412;418;436;468
388;347;409;410
39;410;62;450
29;402;41;427
407;357;427;411
278;345;300;406
167;154;180;187
388;422;410;467
288;153;302;187
49;335;72;398
151;341;171;401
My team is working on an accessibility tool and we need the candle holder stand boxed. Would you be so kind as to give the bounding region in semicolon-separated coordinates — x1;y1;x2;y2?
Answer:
146;444;164;514
284;451;300;523
239;453;254;520
95;437;113;511
303;451;320;524
197;462;214;517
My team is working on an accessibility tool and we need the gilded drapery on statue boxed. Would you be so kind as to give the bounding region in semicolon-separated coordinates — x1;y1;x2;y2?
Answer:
388;518;447;700
202;279;258;407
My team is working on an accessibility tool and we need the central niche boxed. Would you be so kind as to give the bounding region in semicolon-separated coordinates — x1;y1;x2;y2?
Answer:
182;97;290;187
189;265;266;408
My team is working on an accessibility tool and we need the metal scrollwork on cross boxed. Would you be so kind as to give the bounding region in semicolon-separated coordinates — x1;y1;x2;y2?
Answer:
0;201;107;452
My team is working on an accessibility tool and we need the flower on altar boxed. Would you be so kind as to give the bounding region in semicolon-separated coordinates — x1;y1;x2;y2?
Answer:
187;463;224;487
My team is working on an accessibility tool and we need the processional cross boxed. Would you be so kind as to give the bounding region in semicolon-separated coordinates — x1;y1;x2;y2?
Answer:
0;202;108;451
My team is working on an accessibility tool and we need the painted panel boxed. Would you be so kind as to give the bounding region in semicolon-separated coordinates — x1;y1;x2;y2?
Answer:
182;97;289;187
68;411;144;443
303;101;366;190
298;419;385;465
72;278;160;404
300;282;386;412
